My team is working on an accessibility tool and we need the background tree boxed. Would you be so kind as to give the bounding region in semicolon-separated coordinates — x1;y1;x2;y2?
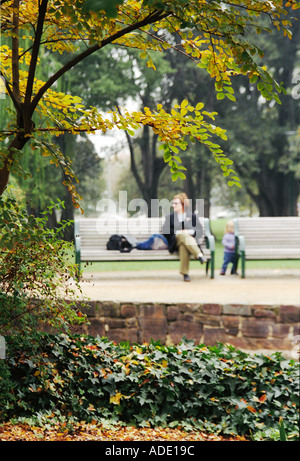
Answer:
49;45;140;235
216;10;300;216
1;0;297;211
112;16;299;217
117;51;172;214
1;39;142;230
120;43;218;215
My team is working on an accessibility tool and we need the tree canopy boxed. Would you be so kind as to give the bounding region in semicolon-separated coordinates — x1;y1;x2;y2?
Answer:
0;0;299;208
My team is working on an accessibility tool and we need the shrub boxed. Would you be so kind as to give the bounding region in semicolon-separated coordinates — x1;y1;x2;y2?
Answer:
0;194;87;336
1;333;299;440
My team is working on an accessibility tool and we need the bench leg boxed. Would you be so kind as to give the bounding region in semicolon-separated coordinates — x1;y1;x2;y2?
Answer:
210;251;215;279
241;251;246;278
205;252;215;279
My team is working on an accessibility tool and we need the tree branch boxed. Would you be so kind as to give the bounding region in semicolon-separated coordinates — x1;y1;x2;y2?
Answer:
11;0;20;104
116;105;145;194
0;70;22;112
30;9;169;115
24;0;48;107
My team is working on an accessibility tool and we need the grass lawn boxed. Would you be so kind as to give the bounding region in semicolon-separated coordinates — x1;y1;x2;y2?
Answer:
79;219;299;273
81;251;300;273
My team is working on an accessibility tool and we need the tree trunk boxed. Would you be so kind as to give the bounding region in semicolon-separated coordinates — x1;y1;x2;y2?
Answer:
0;133;30;195
125;123;166;217
254;171;299;216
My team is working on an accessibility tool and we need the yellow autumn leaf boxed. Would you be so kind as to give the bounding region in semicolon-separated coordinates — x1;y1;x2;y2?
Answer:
181;99;188;108
110;392;123;405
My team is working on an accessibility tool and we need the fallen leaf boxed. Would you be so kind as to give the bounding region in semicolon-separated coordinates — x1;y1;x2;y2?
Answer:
0;422;251;442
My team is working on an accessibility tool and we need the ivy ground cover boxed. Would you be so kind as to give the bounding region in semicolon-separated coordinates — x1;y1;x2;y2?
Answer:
0;334;299;440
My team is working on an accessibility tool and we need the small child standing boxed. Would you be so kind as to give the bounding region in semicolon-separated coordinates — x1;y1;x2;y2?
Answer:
220;220;237;275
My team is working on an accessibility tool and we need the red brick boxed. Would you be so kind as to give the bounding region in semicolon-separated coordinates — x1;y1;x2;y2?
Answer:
202;304;222;315
242;318;270;338
108;328;138;344
138;304;168;342
139;304;165;318
223;316;239;336
106;318;126;329
272;324;290;339
253;307;276;320
203;327;226;346
279;306;300;323
121;304;137;318
88;319;105;337
169;320;203;344
167;305;180;321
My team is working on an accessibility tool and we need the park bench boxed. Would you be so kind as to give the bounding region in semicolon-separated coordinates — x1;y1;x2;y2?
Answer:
233;216;300;278
75;217;215;278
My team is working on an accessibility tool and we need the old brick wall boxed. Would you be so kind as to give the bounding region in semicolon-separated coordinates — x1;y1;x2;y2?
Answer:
78;301;299;352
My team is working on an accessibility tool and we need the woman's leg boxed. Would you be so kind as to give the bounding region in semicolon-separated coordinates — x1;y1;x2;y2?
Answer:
176;233;201;275
178;241;190;275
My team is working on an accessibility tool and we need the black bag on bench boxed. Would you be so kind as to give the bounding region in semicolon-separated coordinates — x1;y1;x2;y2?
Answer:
106;234;138;253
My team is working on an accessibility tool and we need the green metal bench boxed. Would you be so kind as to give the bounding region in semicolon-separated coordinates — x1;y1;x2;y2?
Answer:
234;217;300;278
75;217;215;278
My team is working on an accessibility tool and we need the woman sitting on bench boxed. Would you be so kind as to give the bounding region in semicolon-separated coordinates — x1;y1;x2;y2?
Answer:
162;192;206;282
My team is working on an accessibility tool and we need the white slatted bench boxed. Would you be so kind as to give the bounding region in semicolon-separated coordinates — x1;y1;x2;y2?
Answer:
234;217;300;278
75;217;215;278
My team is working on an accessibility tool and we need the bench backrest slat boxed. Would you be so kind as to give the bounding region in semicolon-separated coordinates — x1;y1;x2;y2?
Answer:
77;217;207;249
235;217;300;252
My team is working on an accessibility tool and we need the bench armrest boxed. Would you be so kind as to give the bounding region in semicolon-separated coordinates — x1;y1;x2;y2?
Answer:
236;234;245;253
204;218;215;250
233;218;245;252
204;218;215;279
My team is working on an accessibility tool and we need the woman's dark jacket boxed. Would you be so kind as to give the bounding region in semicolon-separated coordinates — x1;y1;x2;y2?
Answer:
162;211;203;254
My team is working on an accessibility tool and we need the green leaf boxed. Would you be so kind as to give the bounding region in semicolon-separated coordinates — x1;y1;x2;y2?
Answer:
225;93;236;102
279;360;290;370
163;151;172;162
177;171;186;179
169;146;179;154
279;419;287;441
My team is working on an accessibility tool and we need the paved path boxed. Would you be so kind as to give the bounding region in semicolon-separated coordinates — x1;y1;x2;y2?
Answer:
77;268;300;306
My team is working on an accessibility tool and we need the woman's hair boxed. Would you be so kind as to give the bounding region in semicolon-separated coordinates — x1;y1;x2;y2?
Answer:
173;192;190;211
225;220;234;233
